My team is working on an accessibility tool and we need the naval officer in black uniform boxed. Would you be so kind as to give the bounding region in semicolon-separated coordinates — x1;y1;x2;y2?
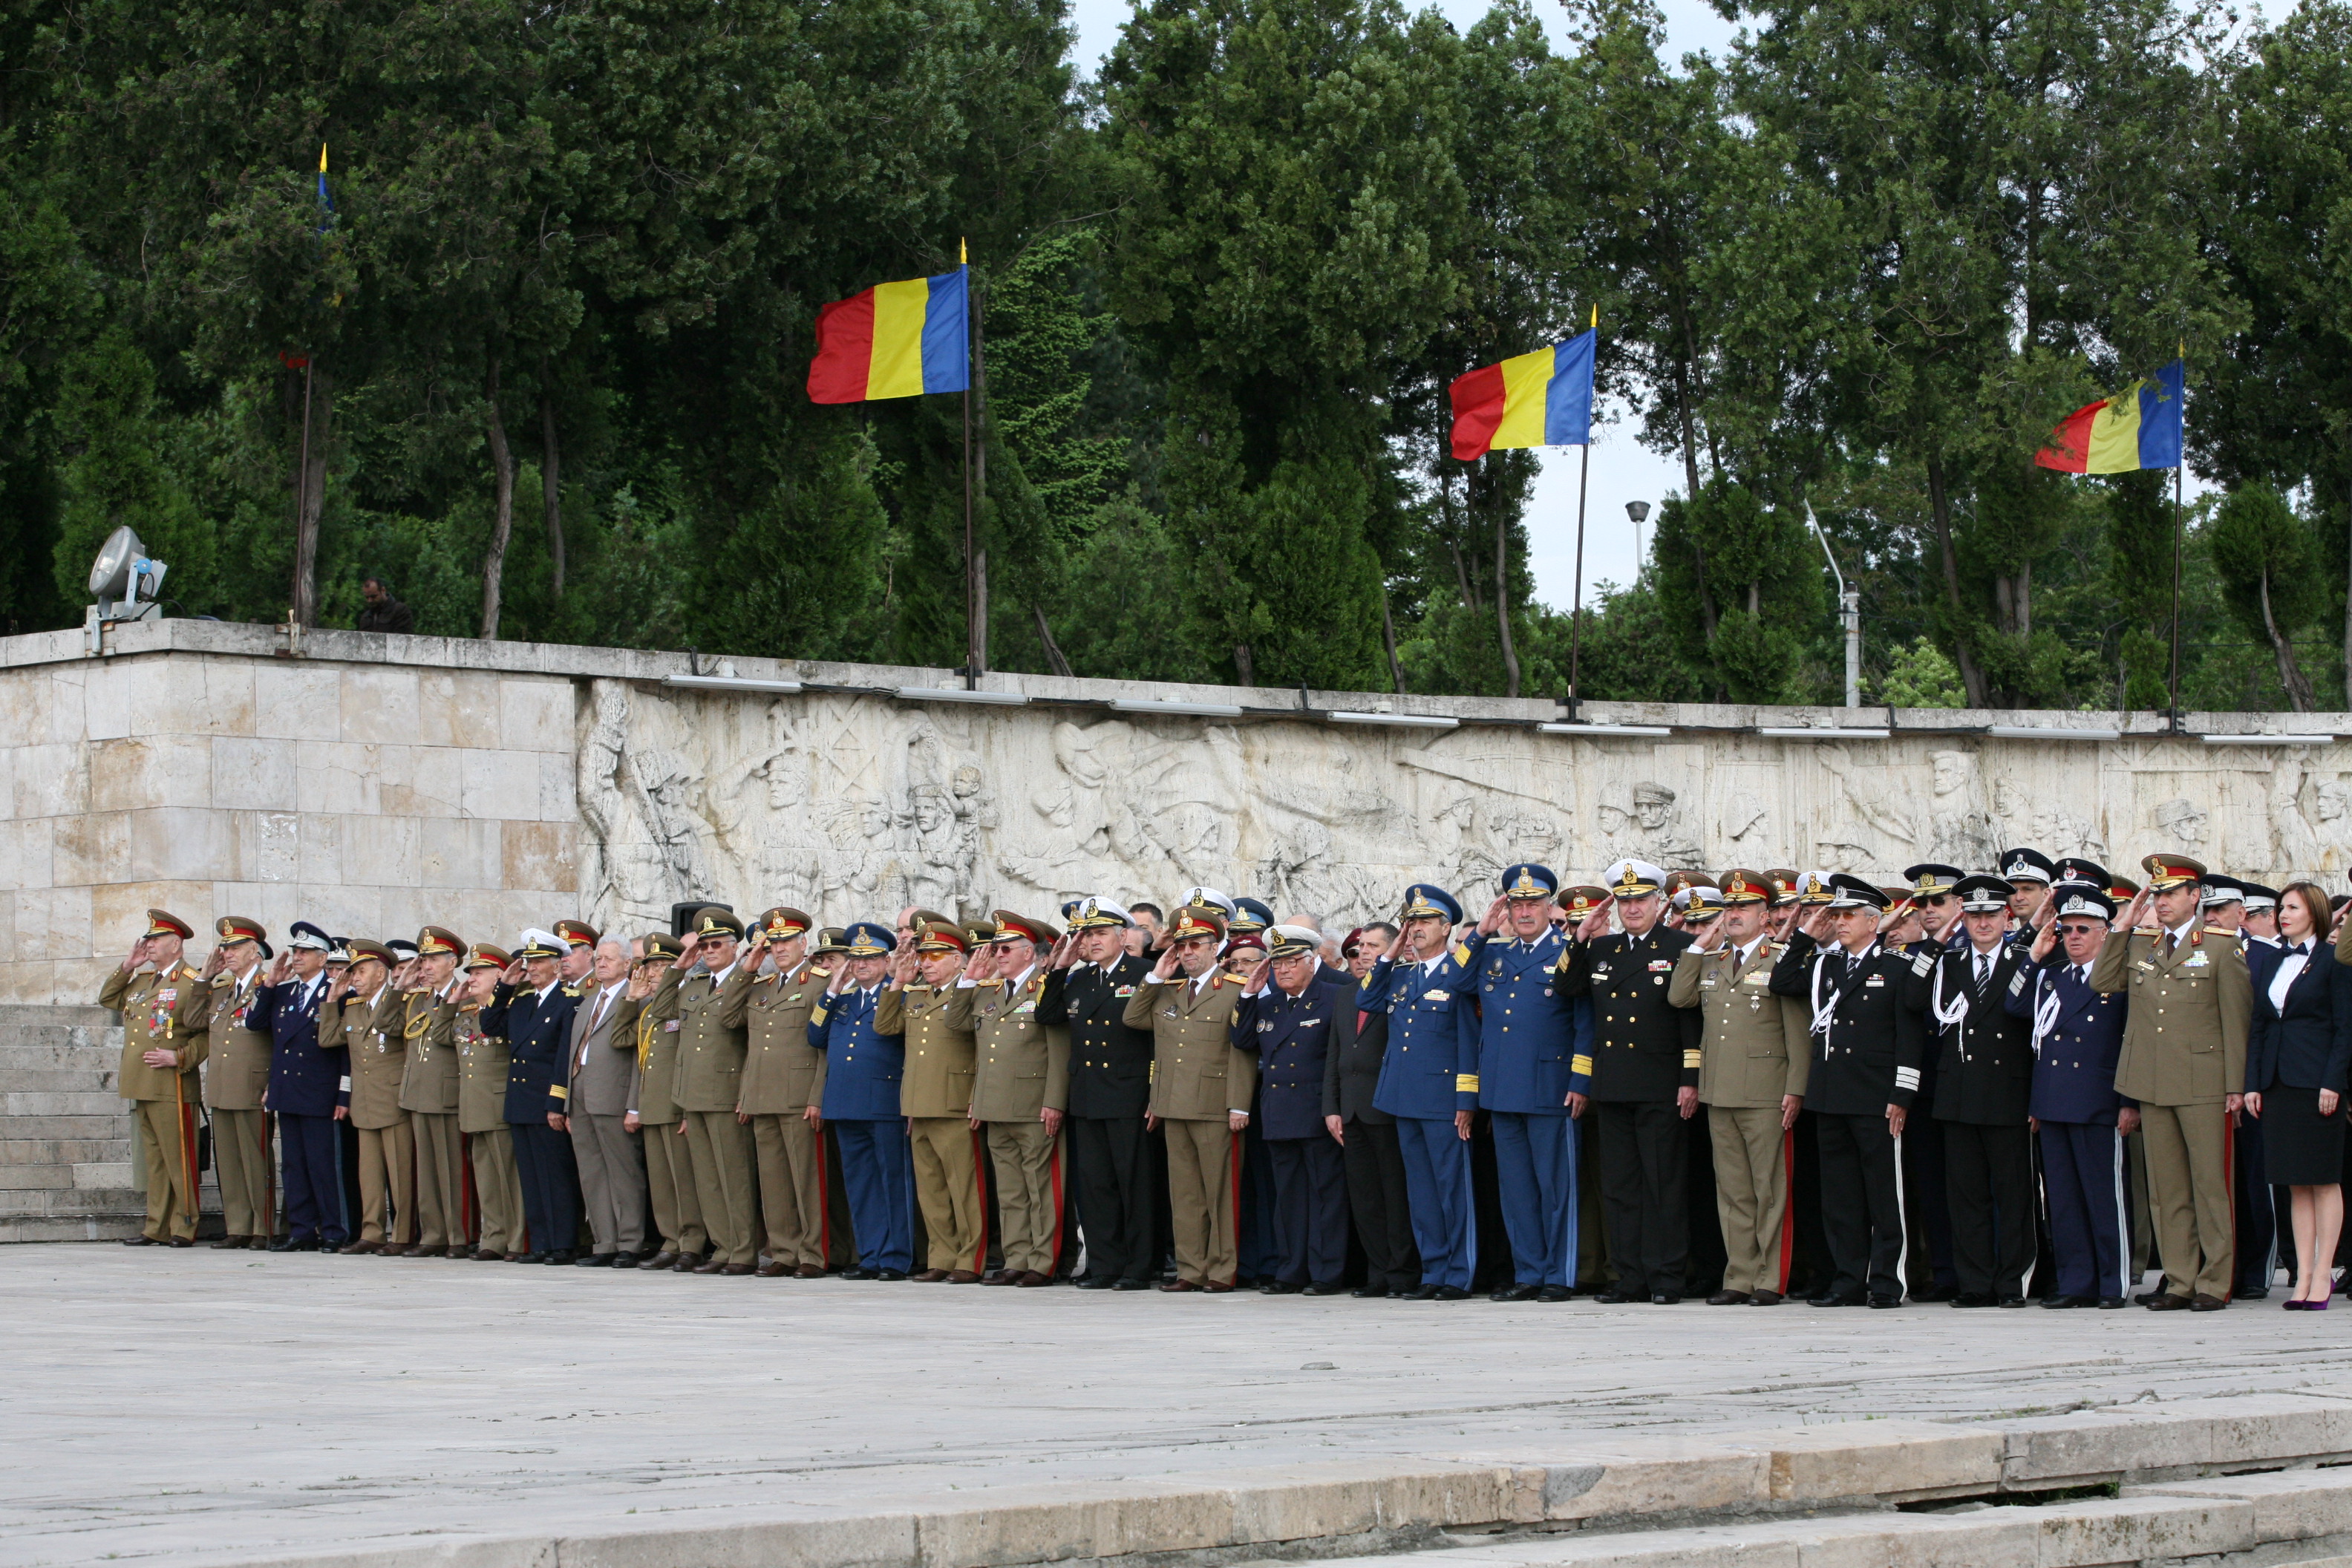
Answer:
1038;896;1163;1290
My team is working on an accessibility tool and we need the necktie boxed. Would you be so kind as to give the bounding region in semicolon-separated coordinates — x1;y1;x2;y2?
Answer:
1975;955;1989;988
2163;932;2177;958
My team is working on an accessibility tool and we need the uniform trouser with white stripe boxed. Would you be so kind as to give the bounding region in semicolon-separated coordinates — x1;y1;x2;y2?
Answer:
2039;1120;2128;1301
1394;1115;1476;1290
1490;1110;1575;1287
1709;1104;1789;1296
1816;1111;1905;1300
1941;1120;2036;1298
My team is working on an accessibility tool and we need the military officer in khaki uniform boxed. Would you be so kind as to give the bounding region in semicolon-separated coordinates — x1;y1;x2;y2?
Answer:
1126;905;1256;1290
882;921;984;1281
2091;855;2253;1309
454;944;525;1259
102;909;208;1246
1670;870;1809;1304
961;912;1071;1285
396;926;466;1257
671;907;760;1274
629;932;699;1269
334;940;413;1253
739;907;830;1278
199;916;275;1248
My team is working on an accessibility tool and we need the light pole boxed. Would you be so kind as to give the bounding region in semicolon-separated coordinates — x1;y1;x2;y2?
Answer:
1625;500;1650;580
1806;503;1861;708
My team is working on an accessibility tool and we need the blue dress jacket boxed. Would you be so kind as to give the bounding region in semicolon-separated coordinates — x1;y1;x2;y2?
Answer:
808;984;907;1120
486;981;579;1125
252;974;345;1119
2245;941;2352;1094
1454;928;1581;1115
1362;947;1480;1119
1231;967;1350;1140
2003;956;2132;1126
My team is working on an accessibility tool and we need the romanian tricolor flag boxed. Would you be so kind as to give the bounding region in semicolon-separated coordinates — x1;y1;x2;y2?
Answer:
1448;326;1596;462
2034;359;2183;474
808;267;970;404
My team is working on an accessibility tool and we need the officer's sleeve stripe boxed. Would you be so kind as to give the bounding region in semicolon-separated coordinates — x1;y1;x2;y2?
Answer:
1455;1074;1480;1093
337;1076;352;1092
810;1004;829;1026
1682;1049;1702;1068
1570;1055;1593;1075
549;1085;567;1100
1893;1067;1921;1090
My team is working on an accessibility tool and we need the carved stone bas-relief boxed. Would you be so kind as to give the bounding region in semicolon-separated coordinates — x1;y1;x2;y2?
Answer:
572;680;2352;932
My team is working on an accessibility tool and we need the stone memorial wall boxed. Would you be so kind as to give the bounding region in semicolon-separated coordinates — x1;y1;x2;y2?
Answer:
6;617;2352;1007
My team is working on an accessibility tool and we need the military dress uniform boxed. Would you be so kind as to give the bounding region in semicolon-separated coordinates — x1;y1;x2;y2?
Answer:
807;923;914;1277
399;927;467;1257
1331;941;1417;1296
1231;929;1352;1292
99;909;208;1244
1667;872;1809;1303
740;909;832;1277
1558;863;1702;1301
1923;878;2038;1304
1126;906;1256;1290
454;944;524;1258
964;913;1073;1284
486;933;584;1261
1036;900;1161;1289
1362;886;1482;1298
200;919;275;1247
670;912;760;1273
566;956;648;1264
250;924;350;1250
2091;855;2253;1307
336;950;414;1252
880;921;984;1281
1768;877;1924;1305
627;952;702;1265
2005;884;2134;1306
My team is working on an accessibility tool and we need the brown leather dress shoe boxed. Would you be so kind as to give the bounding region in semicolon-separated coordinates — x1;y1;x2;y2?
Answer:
1707;1290;1751;1305
693;1258;728;1274
1747;1290;1783;1306
1158;1278;1200;1292
722;1264;756;1275
209;1235;249;1250
339;1241;379;1255
122;1235;159;1247
909;1269;948;1282
1202;1280;1238;1293
2189;1293;2230;1311
169;1236;196;1247
646;1250;679;1270
981;1270;1020;1286
408;1244;447;1258
756;1261;792;1278
945;1270;981;1283
1016;1270;1051;1287
794;1264;827;1278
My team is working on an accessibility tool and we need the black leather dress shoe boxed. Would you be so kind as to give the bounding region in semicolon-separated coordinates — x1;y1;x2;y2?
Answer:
543;1249;577;1265
1650;1293;1682;1305
1260;1279;1303;1295
2040;1293;2089;1309
874;1268;908;1281
1302;1281;1345;1296
2134;1288;2169;1305
267;1235;320;1252
1950;1292;1996;1308
1401;1284;1442;1301
1915;1283;1961;1302
1111;1277;1152;1290
1747;1290;1783;1306
1808;1290;1862;1307
122;1235;159;1247
1706;1290;1750;1306
1996;1296;2028;1308
1593;1290;1640;1305
576;1252;615;1267
612;1253;640;1269
1430;1284;1471;1301
1350;1282;1390;1299
839;1267;877;1281
1867;1293;1904;1308
2097;1296;2129;1308
1074;1275;1114;1290
1537;1284;1575;1302
1490;1282;1539;1302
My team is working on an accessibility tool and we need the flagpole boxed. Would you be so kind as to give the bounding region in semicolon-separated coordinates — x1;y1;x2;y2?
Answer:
1565;305;1597;720
2167;349;2185;734
961;238;976;690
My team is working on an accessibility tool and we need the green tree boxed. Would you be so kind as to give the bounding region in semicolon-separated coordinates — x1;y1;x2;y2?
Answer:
48;330;214;611
2208;483;2323;710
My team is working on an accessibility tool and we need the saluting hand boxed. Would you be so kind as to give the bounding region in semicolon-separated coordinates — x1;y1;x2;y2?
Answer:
2030;920;2058;963
671;935;700;973
267;951;291;985
123;935;149;973
1575;896;1615;944
1477;896;1506;938
1151;943;1180;981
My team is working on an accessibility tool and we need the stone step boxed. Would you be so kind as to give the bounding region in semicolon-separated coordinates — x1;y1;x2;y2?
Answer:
0;1090;131;1116
0;1039;123;1069
0;1114;135;1140
0;1184;145;1217
0;1212;144;1243
0;1137;134;1165
0;1065;134;1091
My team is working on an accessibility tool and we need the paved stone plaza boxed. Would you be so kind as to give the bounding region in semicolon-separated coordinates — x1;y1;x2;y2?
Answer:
10;1244;2352;1568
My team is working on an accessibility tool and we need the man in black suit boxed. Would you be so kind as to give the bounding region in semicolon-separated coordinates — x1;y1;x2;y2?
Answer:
1038;897;1161;1290
1924;875;2036;1307
1770;875;1924;1307
485;930;583;1264
1335;924;1415;1296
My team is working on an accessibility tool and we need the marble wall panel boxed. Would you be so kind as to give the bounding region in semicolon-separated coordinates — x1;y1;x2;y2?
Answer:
255;663;342;740
211;737;297;812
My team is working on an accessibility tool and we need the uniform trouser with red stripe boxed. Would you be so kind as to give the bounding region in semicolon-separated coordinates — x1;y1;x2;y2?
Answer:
1071;1114;1157;1283
1708;1104;1791;1296
211;1107;273;1238
908;1115;986;1273
985;1119;1063;1276
1163;1117;1239;1286
134;1097;202;1241
834;1117;913;1272
750;1112;826;1268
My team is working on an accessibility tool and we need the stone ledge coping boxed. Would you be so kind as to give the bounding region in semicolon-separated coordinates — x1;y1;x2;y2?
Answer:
198;1395;2352;1568
10;616;2342;738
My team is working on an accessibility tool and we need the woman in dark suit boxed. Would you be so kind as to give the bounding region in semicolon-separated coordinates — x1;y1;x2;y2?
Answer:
2246;881;2352;1308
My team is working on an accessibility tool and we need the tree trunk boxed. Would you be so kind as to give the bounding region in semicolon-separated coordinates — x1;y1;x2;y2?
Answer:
2260;566;2316;712
480;357;516;641
1745;581;1760;618
540;382;565;600
1670;356;1703;503
289;363;332;627
2017;558;2031;642
1032;602;1074;679
1492;474;1520;699
1382;584;1407;693
1993;575;2015;634
1234;643;1255;687
1924;454;1988;706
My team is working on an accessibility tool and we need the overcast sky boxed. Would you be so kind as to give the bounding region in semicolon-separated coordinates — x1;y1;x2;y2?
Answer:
1062;0;1745;607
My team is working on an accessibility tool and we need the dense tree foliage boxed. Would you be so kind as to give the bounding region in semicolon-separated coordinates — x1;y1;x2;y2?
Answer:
1;0;2345;710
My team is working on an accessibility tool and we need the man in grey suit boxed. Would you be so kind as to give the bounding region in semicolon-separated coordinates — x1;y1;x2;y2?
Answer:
562;935;649;1265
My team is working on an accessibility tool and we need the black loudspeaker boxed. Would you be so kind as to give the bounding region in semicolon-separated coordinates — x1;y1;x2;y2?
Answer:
670;901;731;937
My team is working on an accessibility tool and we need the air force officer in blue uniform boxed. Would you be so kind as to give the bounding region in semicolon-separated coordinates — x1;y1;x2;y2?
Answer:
1455;864;1584;1301
1231;924;1353;1293
808;921;913;1278
252;921;348;1251
1361;884;1480;1298
2005;881;2134;1307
